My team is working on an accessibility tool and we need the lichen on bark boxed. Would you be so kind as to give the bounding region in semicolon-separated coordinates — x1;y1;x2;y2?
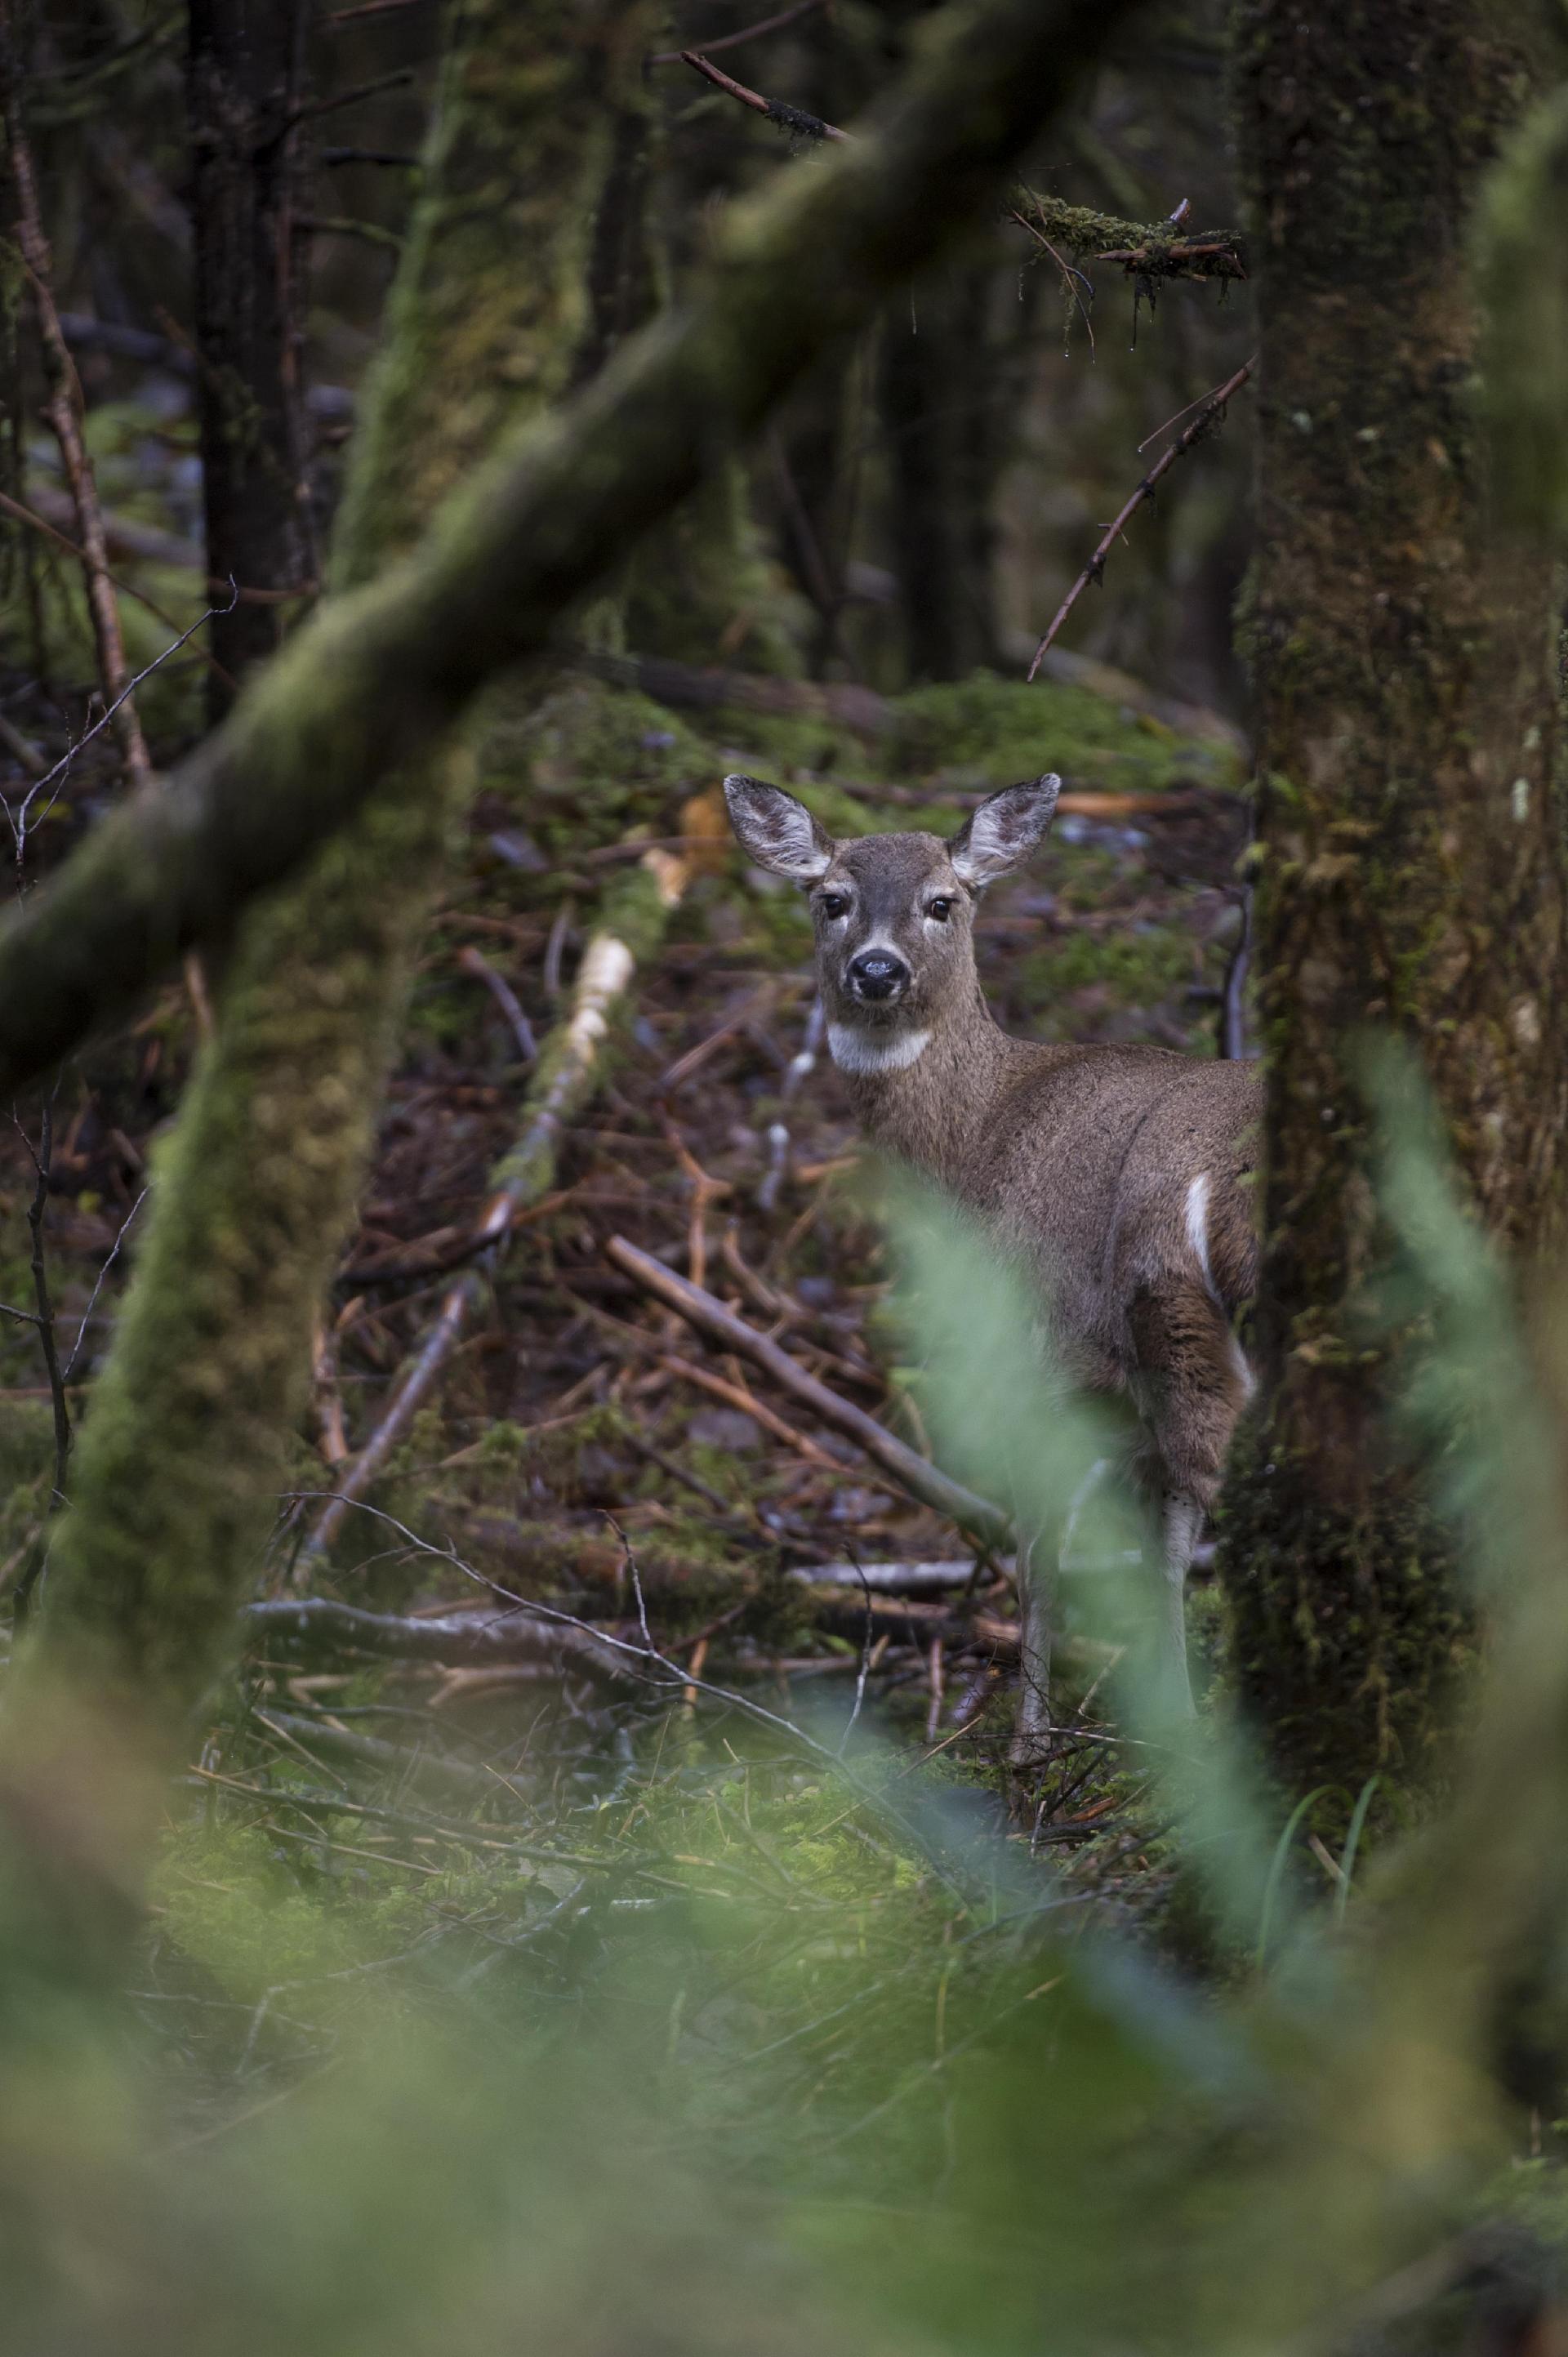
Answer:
1217;0;1568;1816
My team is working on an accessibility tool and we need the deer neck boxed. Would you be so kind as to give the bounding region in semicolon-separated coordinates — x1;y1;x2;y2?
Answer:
831;980;1012;1190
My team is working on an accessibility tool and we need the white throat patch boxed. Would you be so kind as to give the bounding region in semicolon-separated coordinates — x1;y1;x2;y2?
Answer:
827;1022;932;1076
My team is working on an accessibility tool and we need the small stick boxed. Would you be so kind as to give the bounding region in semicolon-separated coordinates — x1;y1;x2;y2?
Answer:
299;846;692;1568
652;2;826;65
679;49;849;141
1027;357;1254;680
658;1349;842;1469
4;93;151;786
926;1637;946;1744
607;1234;1011;1548
456;944;537;1064
759;995;824;1212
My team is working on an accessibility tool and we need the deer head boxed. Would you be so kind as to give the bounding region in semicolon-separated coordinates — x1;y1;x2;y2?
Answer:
724;773;1060;1073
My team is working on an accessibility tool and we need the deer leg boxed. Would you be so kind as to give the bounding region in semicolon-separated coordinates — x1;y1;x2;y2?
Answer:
1158;1491;1204;1720
1009;1524;1056;1777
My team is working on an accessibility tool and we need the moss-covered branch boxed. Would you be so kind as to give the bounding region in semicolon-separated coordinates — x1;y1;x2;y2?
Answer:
0;0;1142;1106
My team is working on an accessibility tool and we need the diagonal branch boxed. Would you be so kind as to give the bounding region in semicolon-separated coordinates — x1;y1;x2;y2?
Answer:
2;60;153;789
1027;356;1255;679
679;47;849;142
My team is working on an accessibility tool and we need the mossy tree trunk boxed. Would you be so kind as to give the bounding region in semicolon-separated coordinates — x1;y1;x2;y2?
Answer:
29;0;635;1728
1217;0;1568;1810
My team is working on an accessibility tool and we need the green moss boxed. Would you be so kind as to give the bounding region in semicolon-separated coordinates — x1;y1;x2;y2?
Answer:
474;675;714;855
1013;920;1201;1039
889;674;1241;793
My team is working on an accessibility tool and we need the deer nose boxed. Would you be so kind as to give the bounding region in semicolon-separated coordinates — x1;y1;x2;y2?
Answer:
847;949;910;1002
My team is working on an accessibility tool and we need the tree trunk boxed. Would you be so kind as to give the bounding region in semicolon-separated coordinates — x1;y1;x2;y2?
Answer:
187;0;310;709
32;0;628;1726
878;264;1001;680
1217;0;1568;1811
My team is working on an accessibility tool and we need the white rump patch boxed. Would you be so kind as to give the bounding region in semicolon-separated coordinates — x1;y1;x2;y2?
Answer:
1184;1172;1220;1304
828;1023;932;1076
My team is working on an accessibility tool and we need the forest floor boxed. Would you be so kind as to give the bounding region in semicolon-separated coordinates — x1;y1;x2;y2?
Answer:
0;628;1253;2140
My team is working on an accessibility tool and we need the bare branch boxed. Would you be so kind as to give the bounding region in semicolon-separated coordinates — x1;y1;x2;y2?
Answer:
652;2;826;66
679;48;849;141
2;82;152;787
10;585;239;865
298;848;692;1568
605;1233;1013;1548
1027;358;1254;679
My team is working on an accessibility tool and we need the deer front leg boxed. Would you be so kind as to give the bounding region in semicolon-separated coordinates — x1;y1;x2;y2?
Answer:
1157;1492;1203;1721
1009;1525;1056;1780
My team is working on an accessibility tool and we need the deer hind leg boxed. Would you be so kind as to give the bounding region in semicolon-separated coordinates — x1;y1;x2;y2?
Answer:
1129;1276;1253;1719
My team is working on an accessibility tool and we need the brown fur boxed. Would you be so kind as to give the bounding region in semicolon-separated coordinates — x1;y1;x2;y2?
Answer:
724;774;1261;1727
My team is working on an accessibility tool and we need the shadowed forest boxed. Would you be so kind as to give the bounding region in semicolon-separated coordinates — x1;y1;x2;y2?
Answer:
3;1;1568;2350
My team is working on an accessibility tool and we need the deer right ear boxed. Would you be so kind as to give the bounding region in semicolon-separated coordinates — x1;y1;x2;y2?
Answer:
724;774;834;884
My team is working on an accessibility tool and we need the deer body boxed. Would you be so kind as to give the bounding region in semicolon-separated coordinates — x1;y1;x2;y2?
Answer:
725;771;1259;1740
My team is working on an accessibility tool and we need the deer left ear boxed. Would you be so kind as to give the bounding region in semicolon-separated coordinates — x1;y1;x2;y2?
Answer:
949;773;1061;888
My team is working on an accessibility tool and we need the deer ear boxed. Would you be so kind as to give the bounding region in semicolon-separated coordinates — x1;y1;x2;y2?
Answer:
949;773;1061;888
724;773;834;884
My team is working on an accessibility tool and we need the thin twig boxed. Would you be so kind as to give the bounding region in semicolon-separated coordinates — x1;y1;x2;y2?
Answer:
282;68;416;132
758;995;824;1211
679;49;849;141
300;849;691;1567
1027;358;1254;679
652;2;825;65
4;87;151;786
1009;214;1095;354
10;584;238;864
456;944;537;1063
61;1186;147;1385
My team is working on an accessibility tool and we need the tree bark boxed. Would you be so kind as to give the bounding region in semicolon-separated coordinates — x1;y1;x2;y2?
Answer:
1217;0;1568;1811
187;0;310;707
29;0;628;1723
879;264;1001;680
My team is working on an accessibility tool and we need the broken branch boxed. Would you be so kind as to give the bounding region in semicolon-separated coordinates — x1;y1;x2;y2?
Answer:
605;1235;1012;1548
1027;357;1255;679
679;48;848;142
4;87;152;788
299;849;692;1567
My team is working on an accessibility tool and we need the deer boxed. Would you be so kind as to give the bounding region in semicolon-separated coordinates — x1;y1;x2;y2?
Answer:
724;769;1258;1759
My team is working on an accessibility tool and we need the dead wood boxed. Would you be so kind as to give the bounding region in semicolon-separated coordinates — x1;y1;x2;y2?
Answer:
1028;359;1255;679
301;849;692;1566
3;80;152;786
244;1598;637;1688
606;1234;1012;1548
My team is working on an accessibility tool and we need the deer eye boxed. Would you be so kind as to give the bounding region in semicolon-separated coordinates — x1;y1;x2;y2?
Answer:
818;891;849;920
925;896;955;923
